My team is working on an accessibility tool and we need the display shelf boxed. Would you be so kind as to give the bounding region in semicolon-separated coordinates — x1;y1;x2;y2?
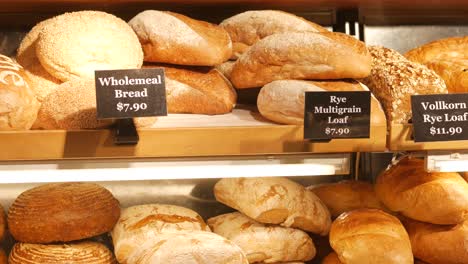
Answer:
0;108;387;161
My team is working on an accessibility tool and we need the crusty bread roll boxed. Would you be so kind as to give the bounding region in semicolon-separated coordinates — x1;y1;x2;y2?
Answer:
0;54;40;130
144;64;237;114
220;10;327;59
208;212;316;263
361;46;447;124
0;249;5;264
230;32;372;89
214;177;331;235
322;252;342;264
330;209;413;264
308;180;385;218
36;11;143;81
116;230;248;264
405;36;468;93
129;10;232;66
34;78;114;129
9;241;117;264
375;157;468;225
403;218;468;264
8;182;120;243
257;79;386;125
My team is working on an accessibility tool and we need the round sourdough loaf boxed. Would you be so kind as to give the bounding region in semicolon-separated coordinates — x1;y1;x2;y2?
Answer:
405;36;468;93
230;31;372;89
208;212;316;263
144;64;237;114
34;78;114;129
214;177;331;235
403;218;468;264
8;182;120;243
257;79;386;125
0;54;40;130
308;180;385;218
322;252;343;264
36;11;143;81
8;242;117;264
375;157;468;225
129;10;232;66
329;209;413;264
220;10;328;59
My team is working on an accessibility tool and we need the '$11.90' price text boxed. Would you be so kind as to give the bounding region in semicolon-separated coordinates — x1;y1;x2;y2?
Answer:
117;102;148;112
325;127;351;136
430;126;463;136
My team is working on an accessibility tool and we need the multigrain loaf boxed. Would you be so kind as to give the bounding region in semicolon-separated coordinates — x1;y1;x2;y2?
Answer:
36;11;143;81
129;10;232;66
208;212;316;263
330;209;413;264
405;36;468;93
257;79;386;125
8;182;120;243
322;252;342;264
8;242;117;264
214;177;331;235
0;54;40;130
220;10;327;59
375;157;468;225
361;46;447;124
230;32;372;89
403;218;468;264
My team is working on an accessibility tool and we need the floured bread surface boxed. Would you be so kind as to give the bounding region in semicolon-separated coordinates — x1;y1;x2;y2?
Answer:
9;242;117;264
34;78;114;129
208;212;316;263
129;10;232;66
36;11;143;81
257;80;386;125
220;10;328;59
231;32;372;88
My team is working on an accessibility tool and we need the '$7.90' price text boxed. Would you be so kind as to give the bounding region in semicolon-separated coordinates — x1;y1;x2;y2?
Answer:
117;102;148;112
430;126;463;136
325;127;351;136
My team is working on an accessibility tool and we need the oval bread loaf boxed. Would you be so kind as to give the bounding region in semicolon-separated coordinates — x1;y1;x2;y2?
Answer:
8;182;120;243
330;209;413;264
208;212;316;263
230;32;372;89
375;157;468;225
129;10;232;66
220;10;327;59
36;11;143;81
9;242;117;264
214;177;331;235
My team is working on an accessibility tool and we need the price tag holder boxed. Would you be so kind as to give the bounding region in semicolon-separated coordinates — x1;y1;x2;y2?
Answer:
411;94;468;142
304;91;371;141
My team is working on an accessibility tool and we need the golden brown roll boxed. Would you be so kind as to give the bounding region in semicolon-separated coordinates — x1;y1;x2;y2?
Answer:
220;10;328;59
308;180;385;218
214;177;331;235
0;54;40;130
322;252;343;264
257;79;386;125
404;218;468;264
208;212;316;263
8;182;120;243
405;36;468;93
330;209;413;264
375;157;468;225
230;32;372;89
129;10;232;66
8;241;117;264
36;11;143;81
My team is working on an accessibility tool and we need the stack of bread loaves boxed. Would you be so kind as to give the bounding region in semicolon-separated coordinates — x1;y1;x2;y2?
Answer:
111;203;248;264
129;10;236;117
210;177;331;263
7;182;120;263
375;157;468;264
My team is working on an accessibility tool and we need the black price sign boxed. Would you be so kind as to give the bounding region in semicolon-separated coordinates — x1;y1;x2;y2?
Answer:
304;91;371;140
411;94;468;142
95;68;167;119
